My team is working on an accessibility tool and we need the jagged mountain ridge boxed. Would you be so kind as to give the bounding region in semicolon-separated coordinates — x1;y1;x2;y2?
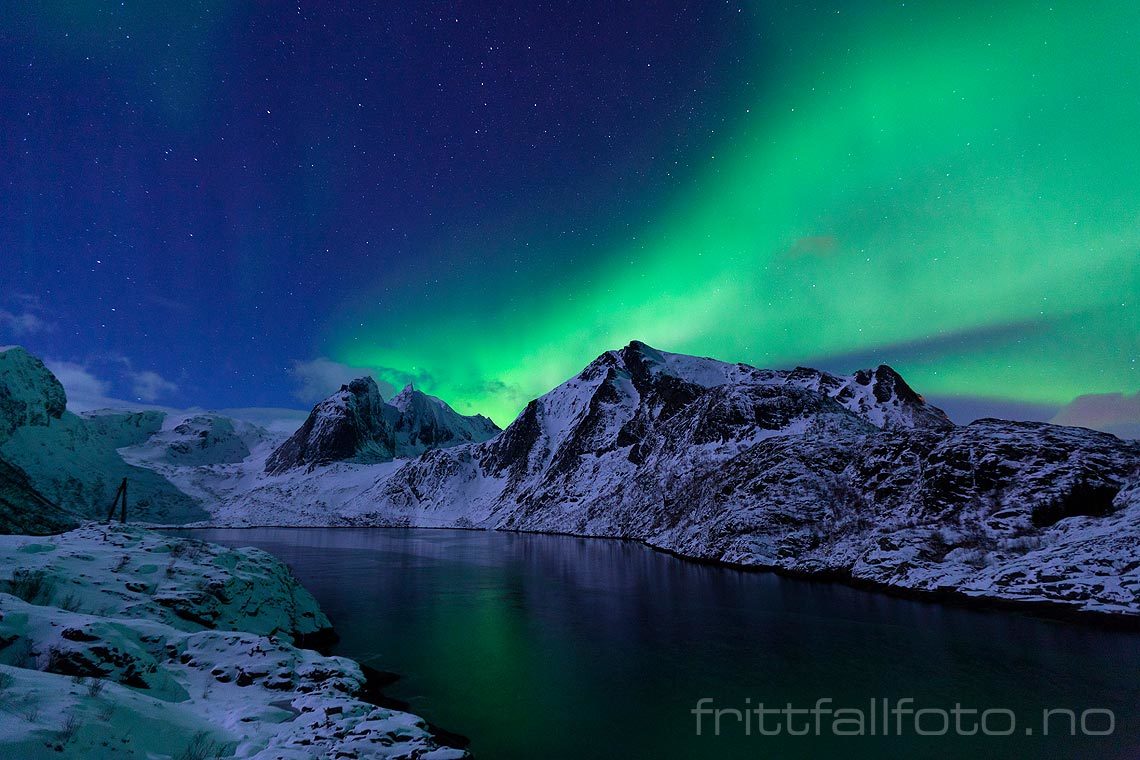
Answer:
265;377;500;474
337;341;1140;618
363;341;958;523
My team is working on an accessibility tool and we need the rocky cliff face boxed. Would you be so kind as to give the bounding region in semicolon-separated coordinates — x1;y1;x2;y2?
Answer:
0;347;78;534
348;341;1140;618
266;377;499;474
265;378;401;474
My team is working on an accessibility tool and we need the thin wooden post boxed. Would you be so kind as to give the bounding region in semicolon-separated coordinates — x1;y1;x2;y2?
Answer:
105;478;128;524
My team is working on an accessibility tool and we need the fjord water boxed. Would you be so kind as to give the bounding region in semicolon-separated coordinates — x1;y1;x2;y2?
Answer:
183;528;1140;759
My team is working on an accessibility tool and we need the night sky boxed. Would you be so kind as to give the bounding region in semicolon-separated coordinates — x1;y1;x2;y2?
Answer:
1;2;1137;429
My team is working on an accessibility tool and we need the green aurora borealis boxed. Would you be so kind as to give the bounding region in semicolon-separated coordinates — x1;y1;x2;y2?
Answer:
332;2;1138;426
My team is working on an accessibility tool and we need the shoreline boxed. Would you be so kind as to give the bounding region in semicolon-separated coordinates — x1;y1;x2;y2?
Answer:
162;522;1140;632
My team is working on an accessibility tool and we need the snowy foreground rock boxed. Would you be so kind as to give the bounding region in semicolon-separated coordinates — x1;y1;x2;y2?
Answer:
0;525;467;759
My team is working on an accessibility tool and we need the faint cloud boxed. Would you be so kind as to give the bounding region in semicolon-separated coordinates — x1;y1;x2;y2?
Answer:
923;395;1058;426
42;359;119;411
0;292;56;338
1052;392;1140;439
42;356;179;410
0;309;53;336
145;294;191;313
784;235;840;259
129;370;179;403
291;357;396;403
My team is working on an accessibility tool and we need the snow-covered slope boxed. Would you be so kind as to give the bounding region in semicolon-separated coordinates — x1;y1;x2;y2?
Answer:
126;413;271;467
0;525;466;759
0;349;283;529
266;377;499;474
0;457;77;536
0;348;200;531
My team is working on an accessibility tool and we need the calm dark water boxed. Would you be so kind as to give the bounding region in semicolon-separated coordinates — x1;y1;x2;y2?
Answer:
178;528;1140;759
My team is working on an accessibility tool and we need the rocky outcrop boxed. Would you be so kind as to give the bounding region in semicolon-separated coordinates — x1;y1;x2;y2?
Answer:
265;378;399;474
266;377;499;474
143;414;264;466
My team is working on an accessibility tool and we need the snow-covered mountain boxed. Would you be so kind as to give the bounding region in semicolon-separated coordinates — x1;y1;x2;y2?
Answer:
335;341;1139;619
389;383;501;455
127;413;272;467
358;340;959;525
265;377;499;473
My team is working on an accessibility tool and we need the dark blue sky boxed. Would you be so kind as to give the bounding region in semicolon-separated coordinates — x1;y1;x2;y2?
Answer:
1;1;750;409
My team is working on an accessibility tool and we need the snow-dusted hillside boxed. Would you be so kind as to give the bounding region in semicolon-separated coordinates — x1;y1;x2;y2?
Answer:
1;408;207;526
0;525;466;759
126;414;270;467
0;458;76;536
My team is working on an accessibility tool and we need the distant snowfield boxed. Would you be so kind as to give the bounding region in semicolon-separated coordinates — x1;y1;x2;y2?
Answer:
0;525;466;759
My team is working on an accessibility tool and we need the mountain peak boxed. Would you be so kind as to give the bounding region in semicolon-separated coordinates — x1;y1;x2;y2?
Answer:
341;376;381;397
266;373;499;472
